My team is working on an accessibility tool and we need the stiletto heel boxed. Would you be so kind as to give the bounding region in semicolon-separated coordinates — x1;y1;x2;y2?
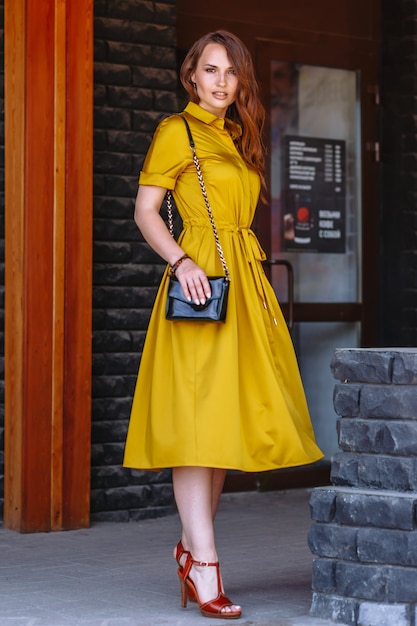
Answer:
178;553;242;619
178;569;189;608
174;540;197;603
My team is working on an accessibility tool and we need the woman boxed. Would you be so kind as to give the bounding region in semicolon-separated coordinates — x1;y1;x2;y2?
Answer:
123;30;323;619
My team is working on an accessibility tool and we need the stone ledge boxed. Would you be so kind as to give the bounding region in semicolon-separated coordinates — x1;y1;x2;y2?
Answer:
310;486;417;529
336;561;417;602
331;452;417;491
312;558;417;602
334;383;417;419
309;523;358;560
337;418;417;455
310;592;358;626
310;523;417;566
357;527;417;566
331;348;417;385
311;592;415;626
331;350;393;384
358;601;413;626
360;385;417;419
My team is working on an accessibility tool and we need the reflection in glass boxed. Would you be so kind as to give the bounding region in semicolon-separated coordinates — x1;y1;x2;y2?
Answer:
270;62;360;304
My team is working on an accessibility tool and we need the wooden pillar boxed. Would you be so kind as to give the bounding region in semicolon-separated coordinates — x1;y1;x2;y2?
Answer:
4;0;93;531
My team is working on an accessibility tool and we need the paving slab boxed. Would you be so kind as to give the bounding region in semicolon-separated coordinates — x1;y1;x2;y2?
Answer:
0;489;333;626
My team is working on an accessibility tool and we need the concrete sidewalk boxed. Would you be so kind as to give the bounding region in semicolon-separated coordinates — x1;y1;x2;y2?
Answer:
0;489;332;626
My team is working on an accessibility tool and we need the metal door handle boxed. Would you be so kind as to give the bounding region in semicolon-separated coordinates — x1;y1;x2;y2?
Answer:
264;259;294;332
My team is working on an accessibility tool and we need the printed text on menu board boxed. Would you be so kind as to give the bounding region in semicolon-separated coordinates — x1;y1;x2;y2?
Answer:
282;135;346;253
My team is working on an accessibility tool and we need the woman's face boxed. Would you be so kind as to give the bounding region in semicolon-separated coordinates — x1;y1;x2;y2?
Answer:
191;43;238;118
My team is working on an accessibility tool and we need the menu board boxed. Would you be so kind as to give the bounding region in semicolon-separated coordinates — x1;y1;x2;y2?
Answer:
282;136;346;253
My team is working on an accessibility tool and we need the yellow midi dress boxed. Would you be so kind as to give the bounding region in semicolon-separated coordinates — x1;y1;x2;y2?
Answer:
123;102;323;472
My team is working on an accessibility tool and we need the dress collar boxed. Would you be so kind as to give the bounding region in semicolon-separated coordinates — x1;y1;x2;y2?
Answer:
184;102;226;130
183;102;242;141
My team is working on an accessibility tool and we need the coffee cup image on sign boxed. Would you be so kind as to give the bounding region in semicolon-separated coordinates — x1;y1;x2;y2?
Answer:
284;204;313;244
294;205;312;244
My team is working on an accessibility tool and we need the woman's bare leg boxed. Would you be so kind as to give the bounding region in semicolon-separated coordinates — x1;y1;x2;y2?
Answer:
173;466;217;559
175;467;226;556
211;468;226;517
172;466;240;614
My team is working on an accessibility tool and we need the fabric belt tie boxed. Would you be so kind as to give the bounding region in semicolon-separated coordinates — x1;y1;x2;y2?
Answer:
182;222;278;325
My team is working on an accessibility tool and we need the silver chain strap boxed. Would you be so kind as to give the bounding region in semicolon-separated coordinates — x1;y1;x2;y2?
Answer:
166;117;231;282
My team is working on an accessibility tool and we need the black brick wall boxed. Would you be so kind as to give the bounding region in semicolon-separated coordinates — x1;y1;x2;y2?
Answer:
91;0;178;520
380;0;417;347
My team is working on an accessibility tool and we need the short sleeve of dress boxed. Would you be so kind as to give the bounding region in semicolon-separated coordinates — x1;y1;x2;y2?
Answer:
139;115;190;190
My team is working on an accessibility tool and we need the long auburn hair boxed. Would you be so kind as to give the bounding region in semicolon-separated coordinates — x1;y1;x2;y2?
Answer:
180;30;266;190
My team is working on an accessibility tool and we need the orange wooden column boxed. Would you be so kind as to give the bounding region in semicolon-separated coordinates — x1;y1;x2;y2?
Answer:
4;0;93;531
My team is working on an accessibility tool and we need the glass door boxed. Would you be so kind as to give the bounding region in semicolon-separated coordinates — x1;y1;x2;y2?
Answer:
256;40;379;459
271;62;360;456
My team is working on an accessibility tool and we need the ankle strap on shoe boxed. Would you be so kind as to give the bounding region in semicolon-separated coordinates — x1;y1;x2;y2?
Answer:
192;559;218;567
182;553;219;578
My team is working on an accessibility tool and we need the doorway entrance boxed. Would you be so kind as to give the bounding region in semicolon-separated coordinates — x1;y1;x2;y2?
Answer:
256;37;379;459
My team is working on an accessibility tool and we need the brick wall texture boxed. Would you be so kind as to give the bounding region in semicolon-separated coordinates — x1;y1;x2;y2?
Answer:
90;0;178;520
380;0;417;346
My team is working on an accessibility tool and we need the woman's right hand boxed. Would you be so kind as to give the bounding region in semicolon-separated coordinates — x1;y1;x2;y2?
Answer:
174;257;212;306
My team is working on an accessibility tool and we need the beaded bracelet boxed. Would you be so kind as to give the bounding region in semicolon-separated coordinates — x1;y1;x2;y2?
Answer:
169;253;191;276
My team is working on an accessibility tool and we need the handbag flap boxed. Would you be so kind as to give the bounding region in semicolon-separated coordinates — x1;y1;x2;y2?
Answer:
167;277;227;311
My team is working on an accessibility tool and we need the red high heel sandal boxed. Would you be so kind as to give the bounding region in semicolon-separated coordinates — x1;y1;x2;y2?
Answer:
178;553;242;620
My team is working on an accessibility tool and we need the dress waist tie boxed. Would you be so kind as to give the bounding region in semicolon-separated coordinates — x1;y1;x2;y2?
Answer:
236;227;278;326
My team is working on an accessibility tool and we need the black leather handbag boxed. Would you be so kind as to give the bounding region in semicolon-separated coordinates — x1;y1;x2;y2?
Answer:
166;275;229;322
165;116;230;323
